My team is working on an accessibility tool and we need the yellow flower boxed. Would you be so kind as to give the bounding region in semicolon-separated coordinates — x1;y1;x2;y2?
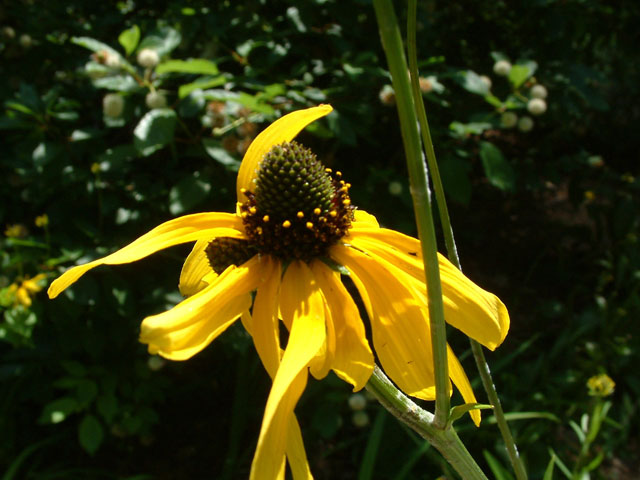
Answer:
35;214;49;228
5;224;28;238
10;273;47;307
48;105;509;479
587;373;615;397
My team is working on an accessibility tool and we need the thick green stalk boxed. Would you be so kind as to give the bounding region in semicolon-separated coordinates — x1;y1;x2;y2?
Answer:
405;2;528;479
366;367;488;480
373;0;450;430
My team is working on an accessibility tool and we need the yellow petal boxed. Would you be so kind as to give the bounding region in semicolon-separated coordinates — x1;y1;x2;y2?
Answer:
331;245;447;400
311;260;374;390
350;232;509;350
48;212;245;299
16;287;32;307
308;298;335;380
236;105;333;201
251;260;326;480
249;258;313;479
351;209;380;228
447;345;481;427
179;239;214;297
140;255;266;360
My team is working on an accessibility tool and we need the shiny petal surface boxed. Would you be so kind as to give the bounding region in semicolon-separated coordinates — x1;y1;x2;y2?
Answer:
140;255;265;360
251;261;326;480
179;239;214;297
48;213;245;299
311;260;374;390
350;231;509;350
250;257;313;479
331;245;448;400
236;105;333;201
351;209;380;228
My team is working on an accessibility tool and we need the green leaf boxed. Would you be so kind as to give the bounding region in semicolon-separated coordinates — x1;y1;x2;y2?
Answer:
543;453;556;480
78;414;104;455
97;394;118;423
133;108;177;156
40;397;79;424
449;121;492;138
178;76;227;99
92;75;139;92
138;27;181;56
509;61;537;88
157;58;218;75
440;156;472;205
71;36;124;62
202;139;241;171
458;70;490;96
169;173;212;215
448;403;493;426
118;25;140;56
483;451;515;480
479;141;515;191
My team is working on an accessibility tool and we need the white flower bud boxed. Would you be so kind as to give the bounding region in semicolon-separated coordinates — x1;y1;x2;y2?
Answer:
147;355;166;371
531;84;548;99
102;93;124;118
348;393;367;411
379;85;395;106
479;75;492;90
2;26;15;39
145;91;167;109
352;411;370;428
137;48;159;68
18;33;31;48
388;181;403;196
501;111;518;128
104;52;121;69
527;98;547;116
493;60;512;76
518;116;534;132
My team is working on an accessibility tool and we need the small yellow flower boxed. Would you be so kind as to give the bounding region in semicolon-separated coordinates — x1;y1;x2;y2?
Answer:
10;274;47;307
48;105;510;479
584;190;596;202
587;374;615;397
5;224;28;238
35;214;49;228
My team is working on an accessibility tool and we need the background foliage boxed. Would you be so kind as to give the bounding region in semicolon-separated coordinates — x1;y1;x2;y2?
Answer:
1;0;639;478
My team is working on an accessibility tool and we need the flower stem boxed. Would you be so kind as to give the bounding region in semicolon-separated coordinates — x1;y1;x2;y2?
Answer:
366;367;489;480
373;0;450;431
405;2;528;480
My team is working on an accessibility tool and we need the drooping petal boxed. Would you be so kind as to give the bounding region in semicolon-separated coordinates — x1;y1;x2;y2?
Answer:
308;298;336;381
48;213;245;299
311;260;374;390
447;345;481;427
250;258;313;480
236;105;333;201
179;239;214;297
140;255;266;360
331;245;449;400
251;260;326;480
349;231;509;350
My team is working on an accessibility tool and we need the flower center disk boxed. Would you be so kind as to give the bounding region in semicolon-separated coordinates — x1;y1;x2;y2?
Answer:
239;141;353;261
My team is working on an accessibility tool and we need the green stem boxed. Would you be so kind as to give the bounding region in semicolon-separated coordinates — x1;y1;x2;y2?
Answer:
366;367;488;480
405;3;528;480
373;0;450;430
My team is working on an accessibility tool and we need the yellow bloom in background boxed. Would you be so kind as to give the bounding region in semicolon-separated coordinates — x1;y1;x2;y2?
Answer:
35;214;49;228
587;373;615;397
5;224;28;238
9;273;47;307
48;105;509;479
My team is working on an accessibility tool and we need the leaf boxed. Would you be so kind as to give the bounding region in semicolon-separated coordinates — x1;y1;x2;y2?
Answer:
439;156;472;205
479;141;515;191
286;6;307;32
118;25;140;56
156;58;219;75
71;36;124;62
133;108;177;156
78;414;104;455
482;450;515;480
509;61;537;88
40;397;79;424
92;75;140;92
458;70;490;96
178;75;227;99
448;403;493;426
169;173;212;215
138;26;181;56
97;394;118;423
202;139;241;171
543;453;556;480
